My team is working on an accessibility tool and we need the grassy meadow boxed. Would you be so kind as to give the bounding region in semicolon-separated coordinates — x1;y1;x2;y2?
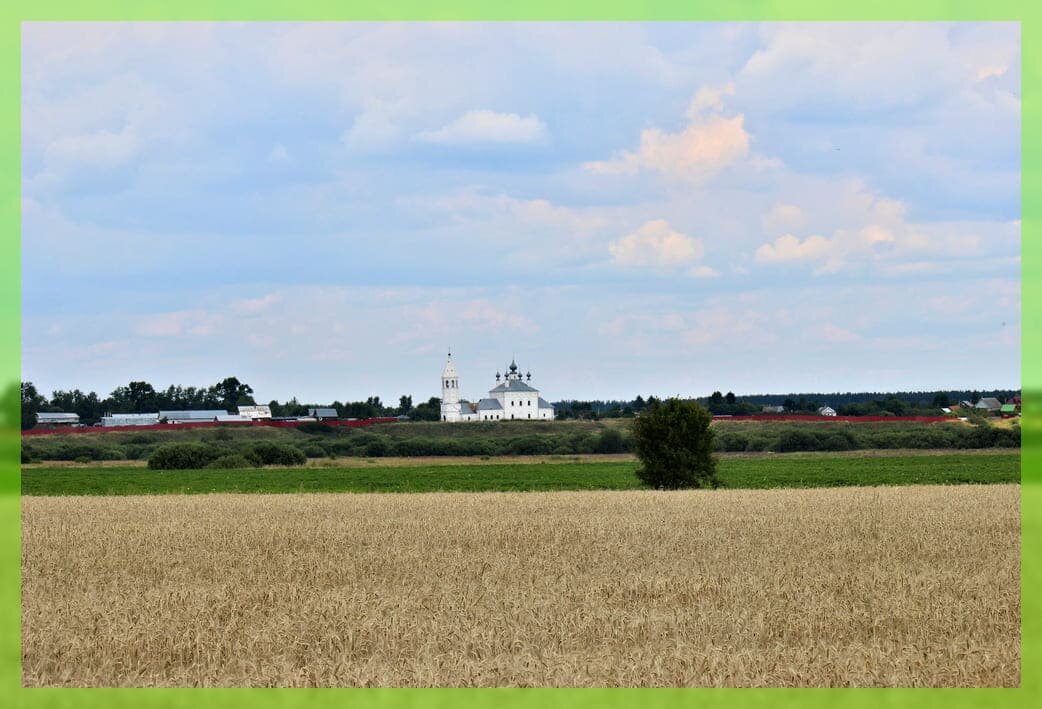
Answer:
21;451;1020;496
22;484;1020;687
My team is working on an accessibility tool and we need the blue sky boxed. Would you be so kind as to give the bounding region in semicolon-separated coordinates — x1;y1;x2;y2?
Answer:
22;22;1020;403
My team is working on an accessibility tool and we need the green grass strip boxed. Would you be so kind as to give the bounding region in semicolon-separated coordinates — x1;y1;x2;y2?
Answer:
20;453;1020;496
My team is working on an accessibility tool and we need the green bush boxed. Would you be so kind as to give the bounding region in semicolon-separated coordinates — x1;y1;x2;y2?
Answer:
148;443;221;470
250;442;307;466
301;444;328;458
593;428;625;454
716;433;750;452
363;439;393;457
297;421;335;435
326;439;358;456
632;398;718;489
504;435;555;456
565;433;596;454
772;430;820;453
208;454;254;469
121;443;155;460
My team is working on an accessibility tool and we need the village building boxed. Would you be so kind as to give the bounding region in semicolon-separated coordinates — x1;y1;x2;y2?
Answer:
975;397;1003;413
307;407;339;420
817;405;837;417
238;404;272;420
36;412;80;427
440;353;555;422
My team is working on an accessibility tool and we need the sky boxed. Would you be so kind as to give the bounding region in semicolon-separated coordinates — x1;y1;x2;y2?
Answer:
21;22;1021;404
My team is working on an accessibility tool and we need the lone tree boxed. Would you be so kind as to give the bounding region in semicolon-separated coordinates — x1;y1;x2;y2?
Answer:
631;397;719;489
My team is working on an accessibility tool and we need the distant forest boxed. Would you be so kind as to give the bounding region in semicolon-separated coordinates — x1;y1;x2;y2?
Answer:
541;389;1020;419
12;378;1021;429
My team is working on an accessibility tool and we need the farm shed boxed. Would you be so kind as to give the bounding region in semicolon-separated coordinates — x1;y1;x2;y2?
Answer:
308;408;339;420
101;413;160;427
35;412;79;426
159;410;231;424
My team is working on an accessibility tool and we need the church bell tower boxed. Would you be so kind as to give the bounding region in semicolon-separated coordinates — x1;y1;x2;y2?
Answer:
440;351;462;422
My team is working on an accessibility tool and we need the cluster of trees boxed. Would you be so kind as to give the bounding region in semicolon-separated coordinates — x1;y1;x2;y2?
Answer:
554;396;662;420
266;395;443;421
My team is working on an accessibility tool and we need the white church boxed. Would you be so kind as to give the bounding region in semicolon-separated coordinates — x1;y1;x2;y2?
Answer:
440;352;556;422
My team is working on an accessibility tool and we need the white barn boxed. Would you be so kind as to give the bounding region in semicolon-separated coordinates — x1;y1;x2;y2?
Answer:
440;353;555;422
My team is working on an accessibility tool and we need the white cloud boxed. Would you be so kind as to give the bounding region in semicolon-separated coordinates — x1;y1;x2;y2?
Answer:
690;265;720;278
415;110;547;145
751;182;1012;274
761;203;807;234
585;113;749;182
341;98;410;150
755;233;845;269
686;82;735;117
231;292;283;315
267;143;291;164
819;324;862;344
976;64;1008;81
136;310;222;338
609;220;704;268
44;127;141;169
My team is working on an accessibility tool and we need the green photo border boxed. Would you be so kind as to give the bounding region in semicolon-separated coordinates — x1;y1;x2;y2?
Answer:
2;1;1036;707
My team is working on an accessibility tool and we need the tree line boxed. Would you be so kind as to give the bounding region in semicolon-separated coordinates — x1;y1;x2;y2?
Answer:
552;389;1021;419
13;377;1021;429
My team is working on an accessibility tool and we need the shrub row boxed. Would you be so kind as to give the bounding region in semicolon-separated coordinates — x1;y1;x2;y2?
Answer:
147;442;306;470
23;422;1019;464
711;423;1020;453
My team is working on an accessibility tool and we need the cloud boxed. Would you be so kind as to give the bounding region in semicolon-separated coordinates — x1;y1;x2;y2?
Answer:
341;98;409;150
819;324;862;344
402;189;611;267
609;220;704;268
585;112;749;182
44;126;141;169
689;265;720;278
751;182;1011;275
738;23;1019;111
761;203;807;233
755;233;836;266
415;110;547;145
686;82;735;117
136;310;222;338
267;143;291;164
231;292;283;315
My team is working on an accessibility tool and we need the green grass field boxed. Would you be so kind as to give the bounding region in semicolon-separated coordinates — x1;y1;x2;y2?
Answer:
21;452;1020;496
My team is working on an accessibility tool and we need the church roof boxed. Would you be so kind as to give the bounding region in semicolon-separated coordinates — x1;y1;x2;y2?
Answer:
538;397;553;409
489;379;538;393
476;398;503;410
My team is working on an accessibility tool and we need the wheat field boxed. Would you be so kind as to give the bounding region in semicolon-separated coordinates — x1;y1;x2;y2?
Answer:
22;485;1019;687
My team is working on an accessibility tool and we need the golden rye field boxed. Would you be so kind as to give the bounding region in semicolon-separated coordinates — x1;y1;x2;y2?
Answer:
22;485;1019;687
